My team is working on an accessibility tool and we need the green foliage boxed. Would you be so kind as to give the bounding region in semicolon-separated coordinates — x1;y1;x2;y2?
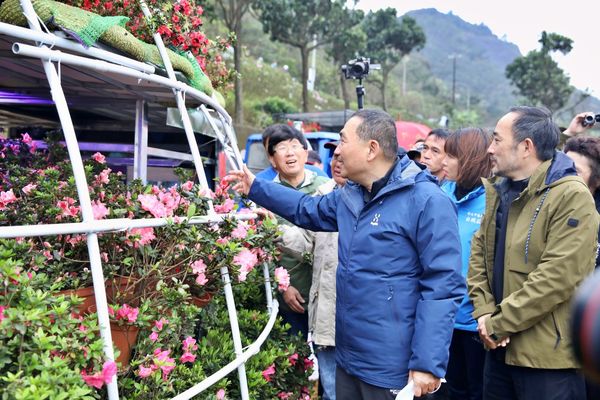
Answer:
254;97;298;116
506;31;574;111
0;240;107;400
362;9;426;110
255;0;359;111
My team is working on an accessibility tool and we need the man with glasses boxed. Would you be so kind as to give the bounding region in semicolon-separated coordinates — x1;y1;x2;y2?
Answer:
255;125;328;181
229;109;464;399
468;106;599;400
265;124;329;337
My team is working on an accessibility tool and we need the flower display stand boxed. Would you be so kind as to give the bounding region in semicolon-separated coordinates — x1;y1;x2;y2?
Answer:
0;0;279;398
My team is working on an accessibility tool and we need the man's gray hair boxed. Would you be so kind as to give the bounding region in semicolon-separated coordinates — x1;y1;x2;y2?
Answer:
509;106;560;161
353;109;398;160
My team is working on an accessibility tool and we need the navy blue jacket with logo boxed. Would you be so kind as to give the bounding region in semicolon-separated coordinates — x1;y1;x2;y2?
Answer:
248;156;465;389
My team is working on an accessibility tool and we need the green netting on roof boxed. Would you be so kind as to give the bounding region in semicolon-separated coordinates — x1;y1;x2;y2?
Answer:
0;0;215;97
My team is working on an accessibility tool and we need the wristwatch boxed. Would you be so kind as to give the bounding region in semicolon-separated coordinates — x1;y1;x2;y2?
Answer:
489;332;499;341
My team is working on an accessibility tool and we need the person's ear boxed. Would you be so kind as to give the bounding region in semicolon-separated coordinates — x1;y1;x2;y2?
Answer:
522;138;535;158
367;140;380;161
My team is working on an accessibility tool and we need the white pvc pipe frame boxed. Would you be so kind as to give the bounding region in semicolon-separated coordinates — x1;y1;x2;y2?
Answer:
4;2;274;399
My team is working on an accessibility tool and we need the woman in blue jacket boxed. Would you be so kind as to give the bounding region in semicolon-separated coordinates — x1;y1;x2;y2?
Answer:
441;128;492;400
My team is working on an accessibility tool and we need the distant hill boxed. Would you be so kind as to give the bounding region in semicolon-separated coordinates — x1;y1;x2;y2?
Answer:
404;8;520;123
403;8;600;127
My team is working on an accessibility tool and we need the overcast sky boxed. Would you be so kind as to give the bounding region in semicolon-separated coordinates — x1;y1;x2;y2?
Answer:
356;0;600;98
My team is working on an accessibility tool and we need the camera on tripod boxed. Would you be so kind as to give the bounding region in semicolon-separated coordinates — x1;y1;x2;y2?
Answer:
582;113;600;127
341;57;380;80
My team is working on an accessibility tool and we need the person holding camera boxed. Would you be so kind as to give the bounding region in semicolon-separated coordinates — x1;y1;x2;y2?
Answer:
467;106;599;400
229;109;465;399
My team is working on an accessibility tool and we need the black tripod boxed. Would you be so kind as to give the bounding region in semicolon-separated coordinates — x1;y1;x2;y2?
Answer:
355;78;365;110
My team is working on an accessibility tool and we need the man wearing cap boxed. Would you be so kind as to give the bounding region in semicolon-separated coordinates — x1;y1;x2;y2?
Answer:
229;109;464;399
306;150;324;171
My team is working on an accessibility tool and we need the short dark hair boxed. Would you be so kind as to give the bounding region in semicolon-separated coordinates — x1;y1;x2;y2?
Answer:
427;128;450;141
564;135;600;190
353;109;398;160
509;106;560;161
445;128;493;189
265;124;308;156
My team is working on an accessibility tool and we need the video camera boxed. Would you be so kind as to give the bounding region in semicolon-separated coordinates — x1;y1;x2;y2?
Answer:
582;113;600;127
341;57;380;80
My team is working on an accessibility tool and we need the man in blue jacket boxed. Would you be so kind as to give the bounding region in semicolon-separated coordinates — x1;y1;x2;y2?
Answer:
230;109;465;399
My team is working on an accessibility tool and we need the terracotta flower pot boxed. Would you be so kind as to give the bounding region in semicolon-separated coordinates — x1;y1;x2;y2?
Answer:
88;304;139;367
105;275;140;306
110;323;139;367
191;291;215;308
55;285;96;315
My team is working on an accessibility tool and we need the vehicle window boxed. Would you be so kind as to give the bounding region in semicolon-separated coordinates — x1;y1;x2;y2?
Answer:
246;142;270;174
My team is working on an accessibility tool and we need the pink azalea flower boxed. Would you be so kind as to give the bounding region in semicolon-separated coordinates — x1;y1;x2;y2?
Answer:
138;365;154;378
277;393;292;399
214;198;234;213
195;273;208;286
57;197;80;217
153;348;176;381
181;180;194;191
0;189;18;210
22;183;37;195
234;248;258;282
127;227;156;248
21;133;33;144
191;260;206;274
180;352;196;363
115;304;138;323
261;364;276;382
182;336;198;352
138;194;168;218
92;200;109;220
94;168;111;185
216;389;226;400
149;331;159;342
288;352;298;366
91;152;106;164
274;267;290;292
0;305;6;323
231;222;248;239
81;361;117;389
154;318;168;331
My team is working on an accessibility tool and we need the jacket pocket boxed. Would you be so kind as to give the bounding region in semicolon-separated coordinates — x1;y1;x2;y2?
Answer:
507;262;534;274
551;311;562;349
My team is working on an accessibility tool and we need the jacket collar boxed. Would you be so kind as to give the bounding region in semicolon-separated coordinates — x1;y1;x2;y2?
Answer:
274;168;318;189
444;181;485;204
341;155;432;217
486;151;578;198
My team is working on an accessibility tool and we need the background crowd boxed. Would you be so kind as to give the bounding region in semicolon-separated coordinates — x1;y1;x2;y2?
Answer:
229;107;600;400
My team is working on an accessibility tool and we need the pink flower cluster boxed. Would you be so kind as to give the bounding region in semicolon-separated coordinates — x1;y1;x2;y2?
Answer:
91;152;106;164
137;186;184;218
138;348;176;381
179;336;198;363
274;267;290;292
233;248;258;282
261;363;276;382
109;303;139;323
92;200;109;220
126;227;156;248
0;189;17;210
230;221;248;239
95;168;111;185
191;259;208;285
57;197;80;218
0;305;5;323
149;317;169;342
81;360;117;389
